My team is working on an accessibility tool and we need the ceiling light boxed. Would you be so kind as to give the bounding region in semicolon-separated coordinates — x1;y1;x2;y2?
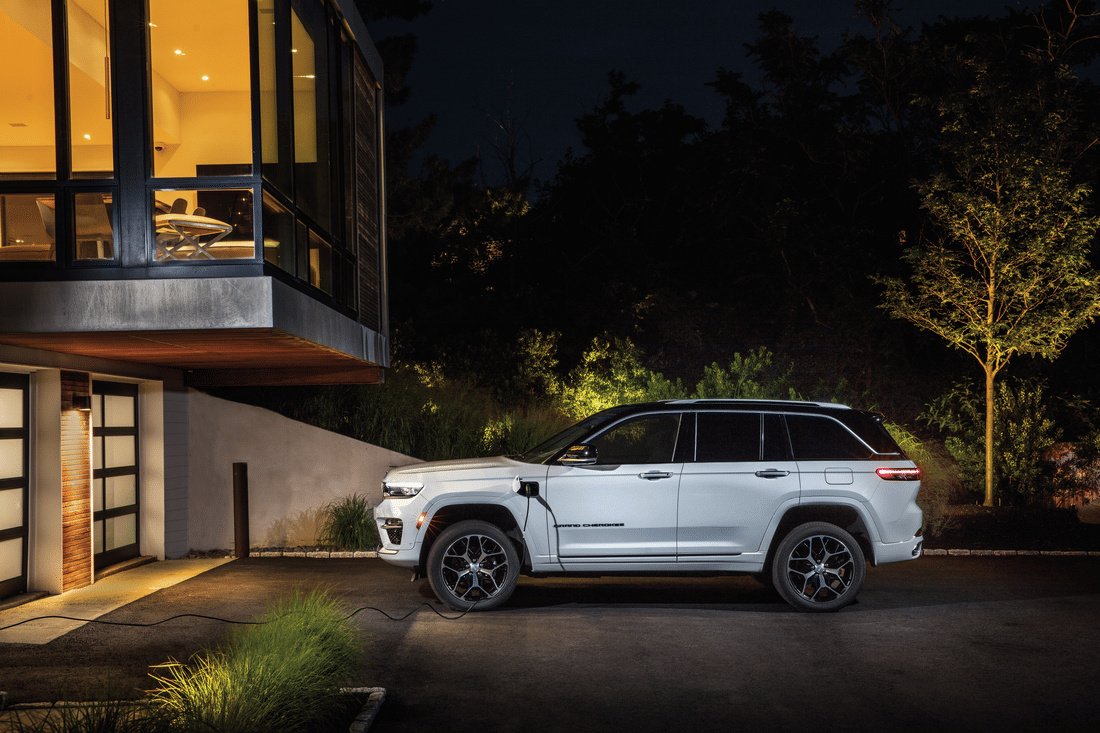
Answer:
174;49;185;56
201;75;209;81
83;134;91;140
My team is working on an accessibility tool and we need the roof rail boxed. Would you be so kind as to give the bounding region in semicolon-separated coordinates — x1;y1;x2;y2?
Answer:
662;398;849;409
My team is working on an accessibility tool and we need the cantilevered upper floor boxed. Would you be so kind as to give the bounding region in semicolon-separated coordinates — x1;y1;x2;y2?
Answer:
0;0;387;385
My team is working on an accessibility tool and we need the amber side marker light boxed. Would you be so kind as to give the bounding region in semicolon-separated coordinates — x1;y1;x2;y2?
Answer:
416;512;427;529
875;467;921;481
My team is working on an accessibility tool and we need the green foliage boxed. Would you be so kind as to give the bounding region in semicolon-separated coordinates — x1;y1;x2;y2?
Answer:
560;336;688;419
924;380;1061;505
691;348;796;400
318;494;379;551
150;589;360;733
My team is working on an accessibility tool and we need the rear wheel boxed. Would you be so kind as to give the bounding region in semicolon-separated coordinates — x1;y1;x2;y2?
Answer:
772;521;865;612
427;520;520;611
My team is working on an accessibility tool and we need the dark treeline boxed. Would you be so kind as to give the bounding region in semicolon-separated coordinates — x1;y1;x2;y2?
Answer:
366;0;1100;425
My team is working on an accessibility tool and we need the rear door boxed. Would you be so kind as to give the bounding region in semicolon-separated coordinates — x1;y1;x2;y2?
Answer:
543;412;683;560
677;411;800;557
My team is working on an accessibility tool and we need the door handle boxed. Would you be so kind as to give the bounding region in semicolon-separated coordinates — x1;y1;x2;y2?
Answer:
639;471;673;480
755;469;790;479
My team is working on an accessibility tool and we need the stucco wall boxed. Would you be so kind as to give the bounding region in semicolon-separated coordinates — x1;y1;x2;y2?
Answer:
187;389;420;551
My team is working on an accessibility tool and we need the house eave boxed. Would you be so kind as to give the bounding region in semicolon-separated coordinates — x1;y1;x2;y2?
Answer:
0;277;387;385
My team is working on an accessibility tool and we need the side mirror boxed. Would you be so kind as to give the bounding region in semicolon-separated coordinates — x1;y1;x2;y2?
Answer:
560;444;598;465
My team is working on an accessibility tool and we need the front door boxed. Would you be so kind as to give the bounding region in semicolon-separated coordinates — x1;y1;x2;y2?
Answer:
91;381;140;570
0;373;29;600
543;412;683;560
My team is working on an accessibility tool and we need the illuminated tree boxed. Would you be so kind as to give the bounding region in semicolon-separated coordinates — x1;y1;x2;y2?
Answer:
875;23;1100;506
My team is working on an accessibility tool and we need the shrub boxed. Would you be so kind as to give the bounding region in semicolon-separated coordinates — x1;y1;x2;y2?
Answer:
560;336;680;419
150;589;360;733
923;379;1060;505
318;494;379;551
691;348;795;400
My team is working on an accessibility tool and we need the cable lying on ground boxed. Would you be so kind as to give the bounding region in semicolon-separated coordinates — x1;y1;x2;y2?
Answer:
0;602;477;633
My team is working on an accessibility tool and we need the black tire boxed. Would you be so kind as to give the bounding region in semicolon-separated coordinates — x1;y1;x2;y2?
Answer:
771;521;865;612
427;520;520;611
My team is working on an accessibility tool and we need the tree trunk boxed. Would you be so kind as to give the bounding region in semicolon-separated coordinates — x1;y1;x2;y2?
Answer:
984;369;995;506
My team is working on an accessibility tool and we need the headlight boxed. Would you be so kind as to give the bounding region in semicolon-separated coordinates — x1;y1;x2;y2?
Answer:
383;480;424;498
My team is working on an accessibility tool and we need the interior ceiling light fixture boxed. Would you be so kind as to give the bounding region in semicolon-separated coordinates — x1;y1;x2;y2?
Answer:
201;75;209;81
174;49;185;56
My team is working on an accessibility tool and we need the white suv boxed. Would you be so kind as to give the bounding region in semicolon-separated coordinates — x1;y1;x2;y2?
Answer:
375;400;923;612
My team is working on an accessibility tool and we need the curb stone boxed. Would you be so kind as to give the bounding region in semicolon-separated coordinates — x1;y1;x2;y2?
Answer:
344;687;387;733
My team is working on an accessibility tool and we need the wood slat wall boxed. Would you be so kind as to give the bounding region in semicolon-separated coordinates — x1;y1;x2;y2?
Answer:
60;371;92;592
354;50;382;334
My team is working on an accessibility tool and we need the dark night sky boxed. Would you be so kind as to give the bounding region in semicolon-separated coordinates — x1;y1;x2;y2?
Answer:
368;1;1031;183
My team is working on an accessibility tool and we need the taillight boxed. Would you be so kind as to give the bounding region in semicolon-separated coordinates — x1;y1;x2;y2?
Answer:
876;467;921;481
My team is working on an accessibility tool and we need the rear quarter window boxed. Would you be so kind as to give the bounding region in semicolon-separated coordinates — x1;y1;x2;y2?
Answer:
785;414;873;460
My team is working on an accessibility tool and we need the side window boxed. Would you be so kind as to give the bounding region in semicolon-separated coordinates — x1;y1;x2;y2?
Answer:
696;412;760;462
591;414;681;465
786;415;873;460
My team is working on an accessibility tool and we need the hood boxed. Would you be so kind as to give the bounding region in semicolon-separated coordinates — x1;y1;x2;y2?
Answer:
384;455;523;480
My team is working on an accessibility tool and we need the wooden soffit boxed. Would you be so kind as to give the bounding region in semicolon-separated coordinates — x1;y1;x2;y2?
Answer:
0;329;383;386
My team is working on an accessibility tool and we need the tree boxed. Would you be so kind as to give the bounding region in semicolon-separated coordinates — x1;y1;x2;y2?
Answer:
875;12;1100;506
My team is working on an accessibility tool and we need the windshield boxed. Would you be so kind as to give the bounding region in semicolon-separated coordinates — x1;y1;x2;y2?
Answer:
514;406;634;464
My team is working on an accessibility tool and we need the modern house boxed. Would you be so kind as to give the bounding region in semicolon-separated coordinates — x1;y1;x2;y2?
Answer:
0;0;389;601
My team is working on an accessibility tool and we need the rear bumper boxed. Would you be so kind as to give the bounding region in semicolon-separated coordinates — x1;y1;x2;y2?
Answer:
872;534;923;566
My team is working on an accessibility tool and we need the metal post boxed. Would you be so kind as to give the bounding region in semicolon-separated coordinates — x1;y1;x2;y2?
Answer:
233;462;249;558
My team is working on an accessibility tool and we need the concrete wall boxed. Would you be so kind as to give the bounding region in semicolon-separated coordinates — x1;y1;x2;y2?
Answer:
187;390;420;551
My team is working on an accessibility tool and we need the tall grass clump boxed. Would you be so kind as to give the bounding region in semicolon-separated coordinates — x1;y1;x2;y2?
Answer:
150;589;360;733
318;493;379;551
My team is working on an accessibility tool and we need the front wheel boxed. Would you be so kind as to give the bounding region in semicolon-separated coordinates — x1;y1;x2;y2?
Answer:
427;520;520;611
772;522;865;612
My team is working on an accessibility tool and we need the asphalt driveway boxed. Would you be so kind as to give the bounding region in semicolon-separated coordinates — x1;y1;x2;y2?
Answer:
3;556;1100;732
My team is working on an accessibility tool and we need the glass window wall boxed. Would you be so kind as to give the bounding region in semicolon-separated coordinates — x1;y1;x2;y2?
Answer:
149;0;252;178
73;191;114;259
291;0;331;230
0;0;56;179
153;188;255;260
0;194;56;261
68;0;114;178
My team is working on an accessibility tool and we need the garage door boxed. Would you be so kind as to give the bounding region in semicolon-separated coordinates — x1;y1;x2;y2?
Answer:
1;373;29;600
92;381;140;570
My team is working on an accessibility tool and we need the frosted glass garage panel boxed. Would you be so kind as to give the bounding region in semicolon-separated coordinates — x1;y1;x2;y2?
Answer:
105;514;136;551
104;394;133;427
0;488;23;531
0;538;21;582
0;438;23;480
106;475;136;509
104;435;135;468
0;388;24;428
